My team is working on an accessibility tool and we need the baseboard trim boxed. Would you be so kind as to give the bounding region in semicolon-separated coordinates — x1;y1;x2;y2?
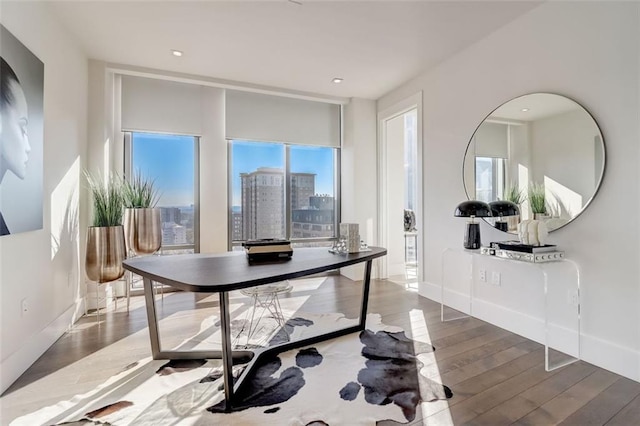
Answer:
419;280;639;382
1;303;80;394
581;333;640;382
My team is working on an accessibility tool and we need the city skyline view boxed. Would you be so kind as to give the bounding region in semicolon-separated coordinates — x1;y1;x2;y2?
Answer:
130;133;337;244
231;140;335;206
131;135;336;208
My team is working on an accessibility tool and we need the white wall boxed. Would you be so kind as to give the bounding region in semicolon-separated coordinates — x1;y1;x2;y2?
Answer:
378;2;640;381
341;98;378;280
0;2;88;393
199;87;227;254
530;109;601;218
383;114;406;277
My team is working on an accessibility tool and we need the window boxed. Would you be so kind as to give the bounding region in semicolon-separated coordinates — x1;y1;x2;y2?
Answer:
475;156;505;203
229;140;339;249
124;132;199;254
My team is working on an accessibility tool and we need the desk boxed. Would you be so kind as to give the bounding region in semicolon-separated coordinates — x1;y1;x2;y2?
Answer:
441;248;580;371
122;246;387;411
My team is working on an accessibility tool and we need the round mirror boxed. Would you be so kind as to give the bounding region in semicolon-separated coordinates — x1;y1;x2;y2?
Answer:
463;93;605;233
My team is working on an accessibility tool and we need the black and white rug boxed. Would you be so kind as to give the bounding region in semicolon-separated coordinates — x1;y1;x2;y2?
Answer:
12;313;452;425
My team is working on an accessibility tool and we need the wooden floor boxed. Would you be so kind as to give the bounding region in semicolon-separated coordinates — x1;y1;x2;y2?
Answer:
2;277;639;425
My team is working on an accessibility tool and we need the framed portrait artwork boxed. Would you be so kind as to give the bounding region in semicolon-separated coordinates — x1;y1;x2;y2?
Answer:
1;24;44;236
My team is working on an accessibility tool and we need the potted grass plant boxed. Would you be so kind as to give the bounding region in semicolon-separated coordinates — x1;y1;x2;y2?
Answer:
122;172;162;256
85;171;126;283
505;183;525;206
528;182;549;220
504;183;524;231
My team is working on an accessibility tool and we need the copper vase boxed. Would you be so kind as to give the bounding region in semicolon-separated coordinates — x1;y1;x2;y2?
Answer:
85;225;126;283
124;208;162;256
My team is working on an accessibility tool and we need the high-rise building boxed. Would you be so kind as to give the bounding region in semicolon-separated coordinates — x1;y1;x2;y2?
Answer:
292;195;335;238
231;208;243;241
240;167;318;240
160;207;181;225
291;173;315;209
241;168;286;240
162;222;187;245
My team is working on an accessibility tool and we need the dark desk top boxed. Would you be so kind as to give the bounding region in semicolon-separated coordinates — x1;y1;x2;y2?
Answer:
123;247;387;292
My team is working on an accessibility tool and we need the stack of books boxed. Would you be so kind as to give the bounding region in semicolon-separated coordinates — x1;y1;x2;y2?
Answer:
243;239;293;262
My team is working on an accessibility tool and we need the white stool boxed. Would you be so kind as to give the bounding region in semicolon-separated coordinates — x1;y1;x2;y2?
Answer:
239;281;292;346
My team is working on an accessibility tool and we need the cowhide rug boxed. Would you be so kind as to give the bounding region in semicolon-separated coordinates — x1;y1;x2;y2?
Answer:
12;313;452;426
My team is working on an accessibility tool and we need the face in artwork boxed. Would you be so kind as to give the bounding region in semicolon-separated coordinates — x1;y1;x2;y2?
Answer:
0;78;30;181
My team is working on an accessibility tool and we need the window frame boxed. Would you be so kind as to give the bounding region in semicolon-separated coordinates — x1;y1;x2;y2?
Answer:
227;139;341;250
123;131;201;254
475;156;506;203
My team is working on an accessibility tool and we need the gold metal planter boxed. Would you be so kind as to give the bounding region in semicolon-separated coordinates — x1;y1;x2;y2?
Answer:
124;208;162;256
85;225;126;283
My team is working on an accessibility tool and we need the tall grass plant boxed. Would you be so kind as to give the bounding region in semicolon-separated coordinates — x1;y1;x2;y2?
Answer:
85;171;125;227
122;172;160;209
528;182;547;214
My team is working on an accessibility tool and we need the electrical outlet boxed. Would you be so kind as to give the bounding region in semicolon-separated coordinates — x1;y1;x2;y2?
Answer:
491;271;501;286
21;298;28;316
479;269;487;282
567;289;579;306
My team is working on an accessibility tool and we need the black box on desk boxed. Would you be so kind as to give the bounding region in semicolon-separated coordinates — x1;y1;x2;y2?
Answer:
243;239;293;262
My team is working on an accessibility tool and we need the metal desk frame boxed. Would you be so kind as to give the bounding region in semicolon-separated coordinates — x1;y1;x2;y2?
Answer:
124;247;386;411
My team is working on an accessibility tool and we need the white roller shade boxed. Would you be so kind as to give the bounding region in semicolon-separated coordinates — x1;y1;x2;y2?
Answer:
474;122;508;158
226;90;341;147
121;75;203;135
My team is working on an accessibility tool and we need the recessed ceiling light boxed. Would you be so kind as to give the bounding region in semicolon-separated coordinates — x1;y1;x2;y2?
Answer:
521;108;529;112
171;50;183;57
332;77;343;84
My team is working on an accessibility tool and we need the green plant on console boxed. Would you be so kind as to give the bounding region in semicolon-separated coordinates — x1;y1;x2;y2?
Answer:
528;182;547;215
504;182;525;205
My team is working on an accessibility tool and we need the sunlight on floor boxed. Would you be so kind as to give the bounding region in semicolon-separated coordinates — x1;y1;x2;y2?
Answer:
409;309;454;425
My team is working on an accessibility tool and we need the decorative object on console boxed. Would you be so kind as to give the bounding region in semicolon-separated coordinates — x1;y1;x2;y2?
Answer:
489;200;519;232
404;209;417;232
481;246;565;263
490;241;556;253
454;200;492;249
517;219;548;246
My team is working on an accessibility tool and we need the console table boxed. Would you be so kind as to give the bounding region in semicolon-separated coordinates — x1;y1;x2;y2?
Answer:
122;246;387;411
440;248;580;371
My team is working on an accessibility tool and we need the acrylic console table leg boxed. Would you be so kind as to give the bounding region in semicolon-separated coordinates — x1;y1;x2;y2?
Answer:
441;248;473;321
540;259;581;371
440;248;580;371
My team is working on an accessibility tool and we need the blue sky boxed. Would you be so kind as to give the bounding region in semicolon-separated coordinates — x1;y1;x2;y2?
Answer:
132;134;335;207
231;140;335;206
132;133;195;207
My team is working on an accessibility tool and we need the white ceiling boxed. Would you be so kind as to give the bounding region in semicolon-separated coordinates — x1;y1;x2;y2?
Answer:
48;1;542;100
